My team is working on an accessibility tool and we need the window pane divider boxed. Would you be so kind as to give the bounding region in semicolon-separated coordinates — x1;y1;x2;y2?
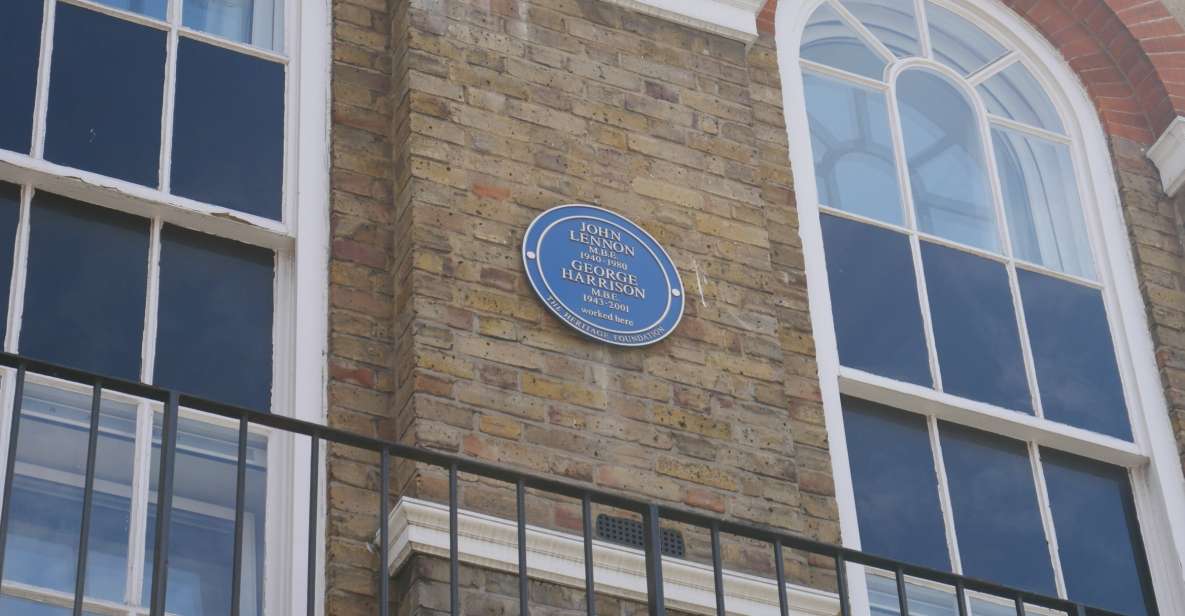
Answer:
988;114;1071;144
827;0;896;63
0;150;294;250
882;68;945;392
837;367;1146;467
913;0;932;60
177;27;290;64
125;399;154;607
1028;443;1068;598
139;218;163;384
927;415;964;575
967;51;1018;86
158;3;179;195
58;0;170;30
800;60;887;91
30;0;56;160
4;185;32;354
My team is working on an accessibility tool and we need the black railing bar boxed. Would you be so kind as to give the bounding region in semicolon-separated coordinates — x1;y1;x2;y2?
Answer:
643;504;665;616
774;539;789;616
307;435;320;616
1015;594;1026;616
230;414;249;616
149;391;180;616
896;566;911;616
0;363;27;583
72;380;103;616
0;353;1132;616
955;579;968;616
834;551;850;616
449;462;459;616
710;521;725;616
379;448;390;616
516;479;528;616
582;493;596;616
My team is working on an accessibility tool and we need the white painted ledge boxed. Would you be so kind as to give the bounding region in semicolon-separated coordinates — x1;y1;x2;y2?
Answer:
386;497;839;615
601;0;766;43
1148;116;1185;197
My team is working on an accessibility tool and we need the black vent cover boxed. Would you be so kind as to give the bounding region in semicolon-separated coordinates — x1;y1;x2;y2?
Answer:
595;514;685;558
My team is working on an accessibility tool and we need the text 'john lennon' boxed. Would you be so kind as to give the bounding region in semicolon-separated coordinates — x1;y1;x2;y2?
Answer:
561;221;646;326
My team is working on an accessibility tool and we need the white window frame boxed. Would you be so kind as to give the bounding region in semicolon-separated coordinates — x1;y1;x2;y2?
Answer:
775;0;1185;614
0;0;330;613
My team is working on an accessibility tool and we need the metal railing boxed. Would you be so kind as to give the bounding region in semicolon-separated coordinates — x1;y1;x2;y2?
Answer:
0;352;1130;616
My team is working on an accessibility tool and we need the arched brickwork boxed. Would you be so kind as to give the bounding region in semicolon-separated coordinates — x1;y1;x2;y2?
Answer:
760;0;1185;144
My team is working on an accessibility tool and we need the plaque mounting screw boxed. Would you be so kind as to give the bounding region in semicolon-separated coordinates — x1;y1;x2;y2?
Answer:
526;251;536;259
672;289;681;297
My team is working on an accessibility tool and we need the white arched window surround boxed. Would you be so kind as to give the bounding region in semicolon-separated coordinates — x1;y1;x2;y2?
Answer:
776;0;1185;613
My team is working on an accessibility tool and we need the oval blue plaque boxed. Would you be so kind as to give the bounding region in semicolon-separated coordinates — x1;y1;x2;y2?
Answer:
523;204;684;347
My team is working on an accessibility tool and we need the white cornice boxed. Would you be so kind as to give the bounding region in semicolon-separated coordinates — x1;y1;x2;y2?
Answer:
386;497;839;615
601;0;766;43
1148;116;1185;197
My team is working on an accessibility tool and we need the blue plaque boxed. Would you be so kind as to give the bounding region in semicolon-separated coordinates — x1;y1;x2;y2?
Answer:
523;204;684;346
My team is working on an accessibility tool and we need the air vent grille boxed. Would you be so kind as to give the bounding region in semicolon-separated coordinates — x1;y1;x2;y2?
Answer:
595;514;685;558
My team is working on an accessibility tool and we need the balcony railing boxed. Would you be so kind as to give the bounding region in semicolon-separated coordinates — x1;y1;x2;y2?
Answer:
0;352;1128;616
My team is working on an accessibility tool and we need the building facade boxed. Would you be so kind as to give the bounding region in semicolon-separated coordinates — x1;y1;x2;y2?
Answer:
2;0;1185;615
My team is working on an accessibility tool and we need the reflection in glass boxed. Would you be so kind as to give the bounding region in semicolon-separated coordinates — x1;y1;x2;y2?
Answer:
822;215;930;385
805;73;903;224
801;3;888;80
992;128;1094;278
939;423;1056;595
145;417;268;616
184;0;283;51
1;384;138;603
1042;450;1156;616
868;574;959;616
0;0;44;154
44;3;167;187
842;397;950;572
926;2;1007;75
978;63;1064;133
839;0;921;57
1018;270;1131;440
90;0;167;19
921;242;1031;412
898;70;999;252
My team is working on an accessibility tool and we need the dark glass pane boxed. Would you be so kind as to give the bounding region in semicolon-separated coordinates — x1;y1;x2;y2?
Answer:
0;184;22;342
842;396;950;571
921;242;1031;412
44;3;166;187
939;423;1055;595
22;192;149;380
1018;270;1131;440
1042;450;1156;616
822;215;931;386
154;225;274;410
171;38;284;220
0;0;43;154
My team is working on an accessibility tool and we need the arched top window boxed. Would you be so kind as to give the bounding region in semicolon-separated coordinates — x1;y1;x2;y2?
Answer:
790;2;1179;615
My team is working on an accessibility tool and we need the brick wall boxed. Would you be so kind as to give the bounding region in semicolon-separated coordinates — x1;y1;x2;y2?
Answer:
326;0;836;612
325;1;1185;615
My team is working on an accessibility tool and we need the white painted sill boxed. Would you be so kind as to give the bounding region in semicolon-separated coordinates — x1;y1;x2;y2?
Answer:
384;497;839;616
600;0;766;43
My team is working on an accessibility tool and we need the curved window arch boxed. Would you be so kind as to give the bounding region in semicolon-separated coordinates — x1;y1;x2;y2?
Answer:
787;1;1177;615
